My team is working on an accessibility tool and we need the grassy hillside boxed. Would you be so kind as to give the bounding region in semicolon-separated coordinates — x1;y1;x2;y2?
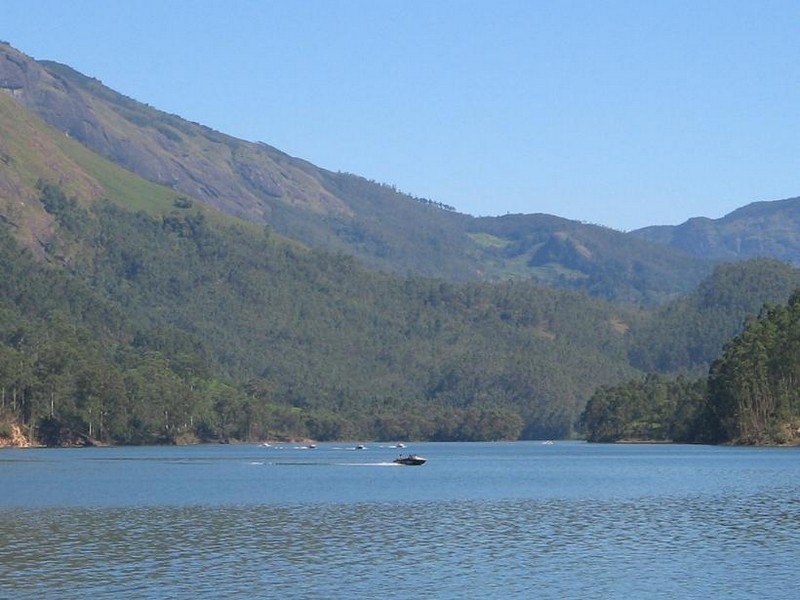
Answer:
0;89;104;251
468;214;710;304
0;88;263;252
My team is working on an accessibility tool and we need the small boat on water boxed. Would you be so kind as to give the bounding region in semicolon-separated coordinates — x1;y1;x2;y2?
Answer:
393;454;426;466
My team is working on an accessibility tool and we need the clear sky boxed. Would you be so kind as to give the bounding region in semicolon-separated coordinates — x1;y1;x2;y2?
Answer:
4;0;800;230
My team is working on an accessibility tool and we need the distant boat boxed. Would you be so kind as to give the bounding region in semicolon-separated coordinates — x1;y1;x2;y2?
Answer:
542;440;554;445
396;442;406;448
355;444;366;450
393;454;426;466
260;442;271;447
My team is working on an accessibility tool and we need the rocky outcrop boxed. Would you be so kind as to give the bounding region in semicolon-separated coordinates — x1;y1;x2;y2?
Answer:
0;42;351;224
0;423;39;448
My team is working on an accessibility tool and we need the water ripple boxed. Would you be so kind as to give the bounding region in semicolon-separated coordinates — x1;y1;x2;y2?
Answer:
3;488;800;599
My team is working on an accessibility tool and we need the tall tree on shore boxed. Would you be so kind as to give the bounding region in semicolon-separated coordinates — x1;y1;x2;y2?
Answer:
706;291;800;444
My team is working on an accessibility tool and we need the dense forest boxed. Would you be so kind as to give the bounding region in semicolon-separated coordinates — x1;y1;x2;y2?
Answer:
582;292;800;445
581;376;707;443
705;292;800;444
628;259;800;373
0;183;642;446
5;186;800;447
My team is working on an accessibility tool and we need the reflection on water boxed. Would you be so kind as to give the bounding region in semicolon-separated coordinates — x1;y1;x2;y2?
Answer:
2;442;800;598
2;492;799;598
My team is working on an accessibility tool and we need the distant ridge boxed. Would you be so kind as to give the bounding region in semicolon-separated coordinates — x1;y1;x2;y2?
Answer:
632;196;800;264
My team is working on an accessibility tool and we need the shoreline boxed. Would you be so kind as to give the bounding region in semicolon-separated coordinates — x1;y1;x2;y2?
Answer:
3;437;800;450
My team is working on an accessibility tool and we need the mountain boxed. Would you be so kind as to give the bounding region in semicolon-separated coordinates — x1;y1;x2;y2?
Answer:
0;80;642;442
0;81;253;252
0;41;711;304
4;40;800;447
632;196;800;264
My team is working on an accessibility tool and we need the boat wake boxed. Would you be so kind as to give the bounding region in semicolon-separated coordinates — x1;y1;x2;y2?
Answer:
336;462;400;467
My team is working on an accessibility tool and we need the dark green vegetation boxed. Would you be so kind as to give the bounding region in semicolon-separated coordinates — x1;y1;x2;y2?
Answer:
706;292;800;444
467;214;710;304
583;291;800;445
0;42;711;304
581;375;706;443
629;259;800;373
7;183;800;446
0;183;641;445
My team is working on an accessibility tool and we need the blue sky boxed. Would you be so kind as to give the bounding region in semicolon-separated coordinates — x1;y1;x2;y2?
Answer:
4;0;800;230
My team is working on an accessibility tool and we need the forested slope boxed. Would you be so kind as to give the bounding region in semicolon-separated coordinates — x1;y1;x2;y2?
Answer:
705;292;800;444
629;259;800;373
0;182;640;444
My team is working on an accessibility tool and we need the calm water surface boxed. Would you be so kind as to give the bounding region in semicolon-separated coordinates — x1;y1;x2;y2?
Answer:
2;442;799;598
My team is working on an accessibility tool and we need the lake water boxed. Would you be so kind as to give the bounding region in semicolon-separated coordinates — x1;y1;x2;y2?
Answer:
2;441;799;598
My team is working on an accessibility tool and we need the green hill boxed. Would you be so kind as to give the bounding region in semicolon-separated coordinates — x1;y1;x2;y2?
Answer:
468;214;709;304
629;259;800;373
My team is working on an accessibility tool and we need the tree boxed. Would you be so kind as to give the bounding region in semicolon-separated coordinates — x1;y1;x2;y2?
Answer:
706;292;800;444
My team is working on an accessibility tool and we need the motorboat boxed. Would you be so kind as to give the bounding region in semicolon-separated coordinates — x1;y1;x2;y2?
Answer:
393;454;426;466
